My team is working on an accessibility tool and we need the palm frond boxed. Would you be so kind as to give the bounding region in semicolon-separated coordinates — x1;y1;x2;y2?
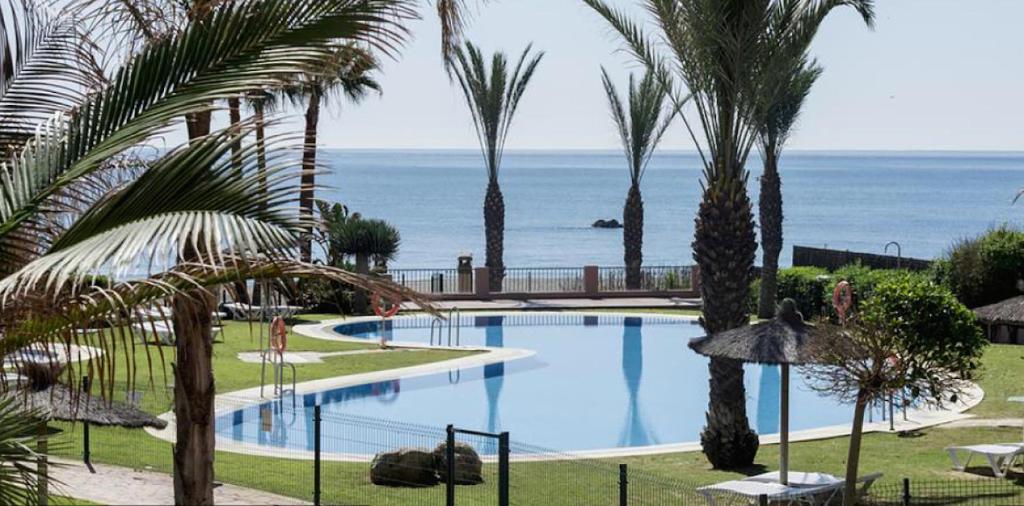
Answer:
601;67;675;185
0;396;51;506
1;125;317;297
0;0;415;272
1;257;438;367
452;41;543;182
0;0;103;151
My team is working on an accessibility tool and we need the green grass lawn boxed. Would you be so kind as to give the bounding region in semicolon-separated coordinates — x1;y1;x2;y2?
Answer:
50;314;1024;505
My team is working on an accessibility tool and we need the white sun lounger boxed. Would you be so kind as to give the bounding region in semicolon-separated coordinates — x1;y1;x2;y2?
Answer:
697;471;882;506
697;479;840;505
946;443;1024;478
132;321;223;346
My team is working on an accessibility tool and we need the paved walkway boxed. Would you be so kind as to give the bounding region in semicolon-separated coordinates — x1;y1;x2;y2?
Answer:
53;458;308;505
408;296;701;311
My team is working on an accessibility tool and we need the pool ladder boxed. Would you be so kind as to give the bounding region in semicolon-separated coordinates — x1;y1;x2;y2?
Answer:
430;307;461;346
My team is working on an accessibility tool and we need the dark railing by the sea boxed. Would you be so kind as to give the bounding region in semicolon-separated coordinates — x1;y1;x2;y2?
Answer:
387;265;699;300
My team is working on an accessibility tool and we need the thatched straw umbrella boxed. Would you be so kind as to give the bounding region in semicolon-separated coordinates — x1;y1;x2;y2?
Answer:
688;299;832;485
974;295;1024;343
7;363;167;505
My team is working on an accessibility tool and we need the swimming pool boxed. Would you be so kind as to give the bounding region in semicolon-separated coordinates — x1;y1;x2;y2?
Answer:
216;313;869;455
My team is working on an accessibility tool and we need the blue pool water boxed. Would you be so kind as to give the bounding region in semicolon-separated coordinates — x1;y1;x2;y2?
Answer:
216;314;874;455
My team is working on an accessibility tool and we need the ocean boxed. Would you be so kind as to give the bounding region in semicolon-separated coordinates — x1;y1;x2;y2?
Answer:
318;150;1024;270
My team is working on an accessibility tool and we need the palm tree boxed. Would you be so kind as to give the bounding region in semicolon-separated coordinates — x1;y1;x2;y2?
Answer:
0;1;421;504
756;61;822;319
451;41;543;291
328;215;401;274
584;0;874;468
329;215;401;310
289;45;382;263
600;68;674;289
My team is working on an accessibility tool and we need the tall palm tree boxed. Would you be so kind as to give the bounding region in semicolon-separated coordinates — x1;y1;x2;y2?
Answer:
600;68;674;289
0;2;421;504
451;41;543;291
756;61;822;319
584;0;874;468
290;45;381;263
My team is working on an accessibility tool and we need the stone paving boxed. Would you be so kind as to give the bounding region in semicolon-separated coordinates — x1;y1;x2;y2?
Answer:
53;458;308;505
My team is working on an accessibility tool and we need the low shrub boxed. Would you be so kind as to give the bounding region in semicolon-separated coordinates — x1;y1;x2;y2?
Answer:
750;266;829;318
933;226;1024;308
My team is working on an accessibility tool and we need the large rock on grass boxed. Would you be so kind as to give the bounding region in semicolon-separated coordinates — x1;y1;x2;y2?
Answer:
370;448;439;487
433;441;484;485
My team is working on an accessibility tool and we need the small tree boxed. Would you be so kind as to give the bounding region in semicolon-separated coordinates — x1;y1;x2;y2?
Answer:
806;275;986;505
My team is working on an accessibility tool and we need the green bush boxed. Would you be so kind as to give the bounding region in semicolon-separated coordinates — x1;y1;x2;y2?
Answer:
827;263;930;320
860;273;987;394
750;266;829;318
933;226;1024;308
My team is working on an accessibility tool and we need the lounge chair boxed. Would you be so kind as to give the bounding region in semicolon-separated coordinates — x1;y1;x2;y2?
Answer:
946;443;1024;478
697;471;882;505
132;321;223;346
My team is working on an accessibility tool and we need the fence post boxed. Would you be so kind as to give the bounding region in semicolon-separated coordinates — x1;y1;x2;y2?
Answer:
902;477;911;506
583;265;599;295
313;405;321;506
618;464;627;506
758;494;768;506
499;432;510;506
446;425;456;506
473;268;490;298
81;376;94;473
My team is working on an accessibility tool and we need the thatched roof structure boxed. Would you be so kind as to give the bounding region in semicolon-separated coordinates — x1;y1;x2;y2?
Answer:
688;299;832;365
973;295;1024;326
8;384;167;428
5;362;166;428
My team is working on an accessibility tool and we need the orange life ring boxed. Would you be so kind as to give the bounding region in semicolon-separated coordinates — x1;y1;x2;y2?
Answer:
832;281;854;324
372;292;400;319
270;316;287;354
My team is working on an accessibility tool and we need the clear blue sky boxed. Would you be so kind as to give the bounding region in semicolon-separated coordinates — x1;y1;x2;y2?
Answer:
261;0;1024;152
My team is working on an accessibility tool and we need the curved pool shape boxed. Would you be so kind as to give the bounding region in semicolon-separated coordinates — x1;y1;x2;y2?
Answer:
217;313;872;455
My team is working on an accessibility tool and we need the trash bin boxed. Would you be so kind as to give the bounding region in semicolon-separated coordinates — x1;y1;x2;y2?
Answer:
458;254;473;293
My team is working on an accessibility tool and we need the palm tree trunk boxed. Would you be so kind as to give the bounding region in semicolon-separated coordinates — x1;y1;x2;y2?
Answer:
172;287;216;506
694;175;759;468
227;97;249;305
843;389;870;506
228;97;242;177
484;181;505;292
252;102;268;306
174;110;216;506
758;151;782;319
299;89;321;263
623;183;644;290
354;253;370;311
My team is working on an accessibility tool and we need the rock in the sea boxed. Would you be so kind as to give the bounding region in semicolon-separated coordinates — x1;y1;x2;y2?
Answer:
370;448;439;487
592;219;623;229
433;441;484;485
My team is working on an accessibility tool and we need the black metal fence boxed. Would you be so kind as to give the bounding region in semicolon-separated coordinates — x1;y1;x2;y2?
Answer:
389;265;696;296
500;267;585;293
597;265;694;292
51;404;1024;505
390;268;472;294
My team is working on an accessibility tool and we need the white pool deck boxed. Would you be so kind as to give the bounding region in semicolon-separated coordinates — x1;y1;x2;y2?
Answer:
143;311;986;462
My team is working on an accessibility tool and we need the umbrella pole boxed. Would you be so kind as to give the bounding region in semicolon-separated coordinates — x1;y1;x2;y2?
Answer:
780;363;790;486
